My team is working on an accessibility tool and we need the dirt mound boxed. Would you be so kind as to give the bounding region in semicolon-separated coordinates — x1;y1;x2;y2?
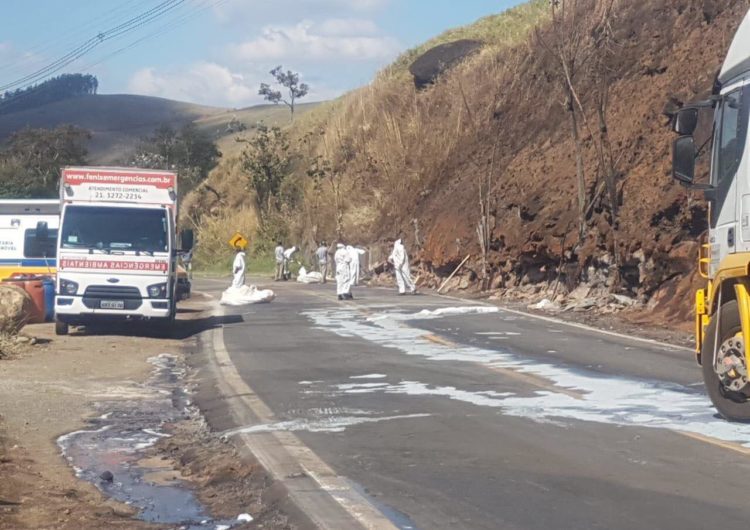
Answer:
409;40;484;89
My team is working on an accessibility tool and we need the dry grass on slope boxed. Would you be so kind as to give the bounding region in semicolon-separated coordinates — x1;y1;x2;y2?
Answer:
285;0;747;327
386;0;548;77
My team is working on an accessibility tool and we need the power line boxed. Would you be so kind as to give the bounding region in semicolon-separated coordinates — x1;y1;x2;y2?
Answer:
79;0;232;73
0;0;155;76
0;0;187;93
0;0;233;113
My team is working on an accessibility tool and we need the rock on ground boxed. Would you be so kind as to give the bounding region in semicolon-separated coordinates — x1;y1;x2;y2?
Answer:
0;285;32;334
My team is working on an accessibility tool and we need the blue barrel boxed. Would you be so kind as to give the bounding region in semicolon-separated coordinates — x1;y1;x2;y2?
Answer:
42;278;55;322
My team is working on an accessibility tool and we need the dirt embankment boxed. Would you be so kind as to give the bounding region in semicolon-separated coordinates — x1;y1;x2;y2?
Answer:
0;295;302;530
230;0;743;330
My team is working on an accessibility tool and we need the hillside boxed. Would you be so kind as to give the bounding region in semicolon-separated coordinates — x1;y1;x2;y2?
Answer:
0;94;319;163
186;0;744;329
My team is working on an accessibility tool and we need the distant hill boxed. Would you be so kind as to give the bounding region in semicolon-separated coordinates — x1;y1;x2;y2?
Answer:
0;93;319;163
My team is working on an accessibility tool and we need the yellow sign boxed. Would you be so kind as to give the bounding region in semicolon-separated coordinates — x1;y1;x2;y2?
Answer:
228;232;249;250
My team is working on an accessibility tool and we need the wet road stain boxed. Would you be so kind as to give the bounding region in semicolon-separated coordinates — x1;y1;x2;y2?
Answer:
58;354;239;529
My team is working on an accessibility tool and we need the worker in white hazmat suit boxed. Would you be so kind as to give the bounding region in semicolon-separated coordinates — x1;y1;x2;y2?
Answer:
347;245;366;286
283;246;298;280
232;247;246;288
389;238;416;295
335;243;353;300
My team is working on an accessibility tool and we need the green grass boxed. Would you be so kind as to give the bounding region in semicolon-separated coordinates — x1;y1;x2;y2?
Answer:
385;0;548;76
193;252;291;277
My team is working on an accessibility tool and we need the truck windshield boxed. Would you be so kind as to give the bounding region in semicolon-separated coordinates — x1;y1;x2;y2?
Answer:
61;206;169;253
715;89;747;185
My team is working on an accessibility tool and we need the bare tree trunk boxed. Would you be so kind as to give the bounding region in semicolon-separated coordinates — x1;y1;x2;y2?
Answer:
567;94;586;241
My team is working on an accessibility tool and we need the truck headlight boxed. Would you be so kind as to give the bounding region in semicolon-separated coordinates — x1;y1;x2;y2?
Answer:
147;283;167;298
60;279;79;295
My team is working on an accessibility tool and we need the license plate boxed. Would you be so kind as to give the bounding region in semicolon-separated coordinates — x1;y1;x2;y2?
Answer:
100;300;125;310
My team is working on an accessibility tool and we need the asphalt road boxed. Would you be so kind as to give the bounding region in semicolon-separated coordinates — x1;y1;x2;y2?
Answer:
195;277;750;530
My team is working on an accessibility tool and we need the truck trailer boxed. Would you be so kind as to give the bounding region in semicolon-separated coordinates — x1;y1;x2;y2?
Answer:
672;8;750;420
54;167;193;335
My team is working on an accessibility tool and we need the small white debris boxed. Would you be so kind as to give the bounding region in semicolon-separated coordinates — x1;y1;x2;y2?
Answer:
413;306;499;318
237;513;254;522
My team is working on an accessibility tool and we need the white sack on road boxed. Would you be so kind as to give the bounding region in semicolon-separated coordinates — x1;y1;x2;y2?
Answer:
297;266;324;284
220;284;275;306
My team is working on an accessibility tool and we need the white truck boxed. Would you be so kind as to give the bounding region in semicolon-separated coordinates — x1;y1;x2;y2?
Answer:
54;167;193;335
672;8;750;420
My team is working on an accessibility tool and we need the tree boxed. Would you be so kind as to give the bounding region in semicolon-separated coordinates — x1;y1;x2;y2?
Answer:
238;124;292;219
0;73;99;115
259;66;309;122
130;123;221;196
536;0;589;241
0;125;91;197
307;156;344;239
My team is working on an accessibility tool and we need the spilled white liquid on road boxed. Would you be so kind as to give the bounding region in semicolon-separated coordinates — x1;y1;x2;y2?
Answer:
303;306;750;447
225;413;431;435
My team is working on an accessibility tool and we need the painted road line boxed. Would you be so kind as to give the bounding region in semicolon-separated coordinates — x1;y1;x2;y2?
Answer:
431;290;693;353
205;299;397;530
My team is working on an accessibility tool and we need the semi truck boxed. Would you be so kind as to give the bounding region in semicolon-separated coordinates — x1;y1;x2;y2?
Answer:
672;8;750;420
0;199;58;280
54;167;193;336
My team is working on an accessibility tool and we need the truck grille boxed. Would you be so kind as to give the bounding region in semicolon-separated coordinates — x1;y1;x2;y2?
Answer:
83;286;142;299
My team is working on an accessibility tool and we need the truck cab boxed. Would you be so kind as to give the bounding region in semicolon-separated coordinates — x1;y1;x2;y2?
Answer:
672;8;750;420
54;167;192;335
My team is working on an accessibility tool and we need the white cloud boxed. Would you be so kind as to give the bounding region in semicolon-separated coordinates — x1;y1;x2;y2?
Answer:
213;0;390;24
318;18;379;36
128;62;259;107
231;19;400;62
127;61;346;108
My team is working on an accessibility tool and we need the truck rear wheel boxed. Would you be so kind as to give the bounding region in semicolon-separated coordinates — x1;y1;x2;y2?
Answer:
701;300;750;421
55;319;69;336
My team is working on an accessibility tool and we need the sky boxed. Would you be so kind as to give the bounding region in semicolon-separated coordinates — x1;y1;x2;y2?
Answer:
0;0;523;109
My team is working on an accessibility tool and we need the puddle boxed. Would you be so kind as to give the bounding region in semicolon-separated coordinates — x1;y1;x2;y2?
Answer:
58;354;239;529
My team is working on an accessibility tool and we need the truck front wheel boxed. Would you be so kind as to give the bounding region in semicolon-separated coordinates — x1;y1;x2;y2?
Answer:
701;300;750;421
55;319;69;336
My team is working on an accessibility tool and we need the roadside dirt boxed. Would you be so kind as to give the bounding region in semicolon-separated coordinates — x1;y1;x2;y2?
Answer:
0;292;304;530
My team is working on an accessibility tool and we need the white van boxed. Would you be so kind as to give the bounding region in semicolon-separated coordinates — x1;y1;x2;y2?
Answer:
0;199;59;280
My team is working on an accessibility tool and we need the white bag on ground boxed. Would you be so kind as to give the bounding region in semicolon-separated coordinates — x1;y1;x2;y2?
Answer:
220;284;275;306
297;266;324;284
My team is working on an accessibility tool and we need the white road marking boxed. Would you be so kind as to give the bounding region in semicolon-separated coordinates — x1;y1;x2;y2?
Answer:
433;292;692;353
207;300;398;530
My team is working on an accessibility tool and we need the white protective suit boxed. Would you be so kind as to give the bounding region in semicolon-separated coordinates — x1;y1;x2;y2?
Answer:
283;246;297;278
347;246;366;286
232;251;246;288
389;239;416;294
296;266;323;284
334;244;352;297
221;250;275;305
